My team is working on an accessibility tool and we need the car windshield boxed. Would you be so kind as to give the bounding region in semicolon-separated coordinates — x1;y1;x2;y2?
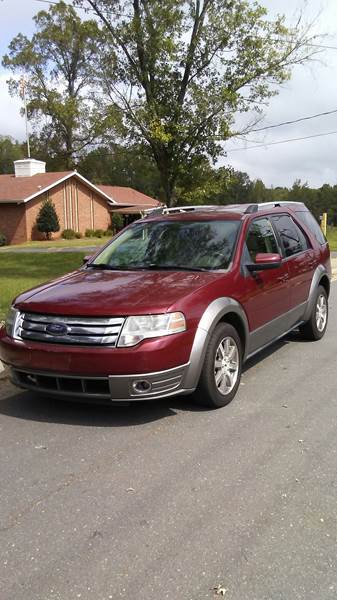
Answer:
90;219;240;271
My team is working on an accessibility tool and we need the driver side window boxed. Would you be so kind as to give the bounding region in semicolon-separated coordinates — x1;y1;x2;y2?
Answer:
246;218;278;262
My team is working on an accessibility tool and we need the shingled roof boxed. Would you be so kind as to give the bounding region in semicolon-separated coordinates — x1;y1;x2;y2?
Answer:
0;171;160;210
97;185;161;208
0;172;73;203
0;170;118;205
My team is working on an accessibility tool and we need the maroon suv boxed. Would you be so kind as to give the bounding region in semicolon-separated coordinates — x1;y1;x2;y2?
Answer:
0;202;331;408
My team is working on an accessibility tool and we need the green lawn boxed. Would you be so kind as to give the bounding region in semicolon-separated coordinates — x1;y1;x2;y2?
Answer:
0;227;335;323
327;227;337;251
0;252;86;321
0;237;105;250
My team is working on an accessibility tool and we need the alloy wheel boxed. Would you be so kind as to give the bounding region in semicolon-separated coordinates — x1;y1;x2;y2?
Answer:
316;293;327;333
214;336;239;396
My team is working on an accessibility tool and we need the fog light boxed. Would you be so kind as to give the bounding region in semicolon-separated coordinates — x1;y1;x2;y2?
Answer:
132;380;152;394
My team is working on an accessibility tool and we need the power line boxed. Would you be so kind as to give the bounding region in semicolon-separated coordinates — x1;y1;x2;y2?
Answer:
2;129;337;164
227;129;337;152
247;108;337;134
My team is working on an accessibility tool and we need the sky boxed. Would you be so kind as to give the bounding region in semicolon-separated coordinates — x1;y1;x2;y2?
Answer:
0;0;337;188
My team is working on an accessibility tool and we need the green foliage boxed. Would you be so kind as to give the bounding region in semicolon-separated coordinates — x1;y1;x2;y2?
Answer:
76;0;317;204
85;228;96;238
2;1;120;168
94;229;105;238
110;212;124;232
0;232;7;246
36;199;60;240
61;228;77;239
0;135;25;174
75;231;82;239
105;229;114;237
78;143;163;200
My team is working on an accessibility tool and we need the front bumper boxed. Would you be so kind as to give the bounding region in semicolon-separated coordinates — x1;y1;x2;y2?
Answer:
9;363;193;403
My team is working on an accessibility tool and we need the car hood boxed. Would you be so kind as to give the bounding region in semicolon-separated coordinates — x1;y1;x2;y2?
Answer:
15;268;222;316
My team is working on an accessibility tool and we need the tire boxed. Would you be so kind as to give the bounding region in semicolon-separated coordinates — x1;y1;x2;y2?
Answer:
193;322;242;408
299;285;328;341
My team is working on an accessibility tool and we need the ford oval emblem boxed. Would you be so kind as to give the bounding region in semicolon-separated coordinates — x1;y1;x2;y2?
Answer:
46;323;68;336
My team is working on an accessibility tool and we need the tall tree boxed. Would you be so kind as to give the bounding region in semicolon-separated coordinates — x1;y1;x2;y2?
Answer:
75;0;319;205
0;135;25;174
78;143;162;198
3;1;118;168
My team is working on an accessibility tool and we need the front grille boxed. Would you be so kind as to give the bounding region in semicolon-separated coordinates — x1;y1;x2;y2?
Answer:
13;369;111;398
16;313;125;346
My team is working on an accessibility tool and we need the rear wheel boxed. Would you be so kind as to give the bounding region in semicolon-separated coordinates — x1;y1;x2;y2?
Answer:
194;322;242;408
300;285;328;341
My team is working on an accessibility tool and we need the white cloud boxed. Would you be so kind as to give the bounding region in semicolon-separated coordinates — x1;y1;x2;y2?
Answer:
0;74;26;140
0;0;337;187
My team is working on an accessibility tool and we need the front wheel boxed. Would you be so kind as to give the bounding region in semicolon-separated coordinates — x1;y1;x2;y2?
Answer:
193;323;242;408
299;285;328;341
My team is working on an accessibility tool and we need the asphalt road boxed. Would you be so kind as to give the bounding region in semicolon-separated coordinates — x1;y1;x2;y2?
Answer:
1;285;337;600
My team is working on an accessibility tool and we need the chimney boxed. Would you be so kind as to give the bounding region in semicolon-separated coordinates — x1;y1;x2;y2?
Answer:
14;158;46;178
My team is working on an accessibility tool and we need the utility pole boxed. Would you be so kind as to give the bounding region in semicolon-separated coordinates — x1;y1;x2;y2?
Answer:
19;77;31;158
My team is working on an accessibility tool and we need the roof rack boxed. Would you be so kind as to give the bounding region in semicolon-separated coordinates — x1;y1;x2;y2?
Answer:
144;201;307;218
144;205;218;216
256;201;305;209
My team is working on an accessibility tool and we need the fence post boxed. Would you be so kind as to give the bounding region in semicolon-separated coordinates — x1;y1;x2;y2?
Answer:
320;212;327;236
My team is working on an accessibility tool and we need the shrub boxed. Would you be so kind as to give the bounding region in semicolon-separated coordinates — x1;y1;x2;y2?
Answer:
75;232;82;239
111;213;124;233
36;199;60;240
0;232;7;246
85;228;95;238
94;229;104;238
62;228;77;240
105;229;114;237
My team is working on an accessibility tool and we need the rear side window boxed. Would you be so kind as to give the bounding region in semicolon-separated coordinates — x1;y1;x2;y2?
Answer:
246;218;278;261
295;211;327;245
272;214;309;257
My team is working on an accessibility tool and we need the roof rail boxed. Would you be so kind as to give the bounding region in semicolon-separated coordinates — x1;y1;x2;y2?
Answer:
257;201;305;209
144;205;218;216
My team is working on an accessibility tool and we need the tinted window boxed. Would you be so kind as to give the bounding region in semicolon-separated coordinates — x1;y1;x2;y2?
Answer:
246;218;278;261
92;219;240;271
272;215;308;257
295;211;327;245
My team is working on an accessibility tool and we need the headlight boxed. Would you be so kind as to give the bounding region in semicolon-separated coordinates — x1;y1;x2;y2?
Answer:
5;307;20;338
118;312;186;347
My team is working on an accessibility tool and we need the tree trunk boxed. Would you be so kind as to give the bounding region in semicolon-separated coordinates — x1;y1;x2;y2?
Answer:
65;128;74;170
153;148;177;207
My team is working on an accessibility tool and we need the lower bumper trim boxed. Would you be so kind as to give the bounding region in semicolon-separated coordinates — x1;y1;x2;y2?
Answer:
10;363;193;403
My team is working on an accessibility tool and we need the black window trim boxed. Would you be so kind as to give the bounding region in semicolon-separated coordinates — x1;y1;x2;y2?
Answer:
294;210;327;247
243;215;282;264
270;212;311;260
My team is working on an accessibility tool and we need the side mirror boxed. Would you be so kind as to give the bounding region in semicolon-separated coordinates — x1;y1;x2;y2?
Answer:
246;253;282;272
82;255;93;265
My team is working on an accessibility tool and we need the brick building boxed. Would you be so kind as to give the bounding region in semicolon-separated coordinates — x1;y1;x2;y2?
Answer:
0;159;161;245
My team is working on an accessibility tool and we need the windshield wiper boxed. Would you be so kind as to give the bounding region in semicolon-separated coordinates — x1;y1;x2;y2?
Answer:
88;263;126;270
139;264;209;272
88;262;209;272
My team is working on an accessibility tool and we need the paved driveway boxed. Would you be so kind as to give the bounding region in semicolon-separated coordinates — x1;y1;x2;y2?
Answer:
1;284;337;600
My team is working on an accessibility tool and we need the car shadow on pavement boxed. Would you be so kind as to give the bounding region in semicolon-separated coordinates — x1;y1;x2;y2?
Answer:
0;331;305;427
0;385;208;427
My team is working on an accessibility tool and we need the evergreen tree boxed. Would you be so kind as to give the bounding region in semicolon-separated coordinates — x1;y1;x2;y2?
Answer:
36;199;60;240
